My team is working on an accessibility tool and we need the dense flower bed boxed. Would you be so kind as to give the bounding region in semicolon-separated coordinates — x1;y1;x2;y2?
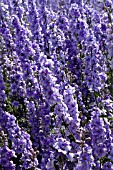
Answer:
0;0;113;169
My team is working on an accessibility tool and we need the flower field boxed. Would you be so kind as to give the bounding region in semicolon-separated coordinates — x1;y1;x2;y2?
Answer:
0;0;113;169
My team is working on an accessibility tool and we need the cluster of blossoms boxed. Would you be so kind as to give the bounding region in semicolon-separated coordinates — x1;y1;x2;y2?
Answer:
0;0;113;169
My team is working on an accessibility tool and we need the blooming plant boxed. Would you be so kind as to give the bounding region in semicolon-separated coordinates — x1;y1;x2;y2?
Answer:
0;0;113;169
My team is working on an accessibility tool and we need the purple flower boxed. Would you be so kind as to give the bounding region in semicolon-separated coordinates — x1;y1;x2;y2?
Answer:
102;162;113;170
12;101;19;108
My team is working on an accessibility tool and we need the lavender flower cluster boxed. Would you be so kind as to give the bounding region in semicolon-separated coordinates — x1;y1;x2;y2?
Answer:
0;0;113;169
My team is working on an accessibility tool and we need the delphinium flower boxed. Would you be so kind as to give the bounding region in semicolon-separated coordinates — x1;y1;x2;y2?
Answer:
0;15;28;126
0;68;6;108
0;108;38;169
82;24;108;116
54;11;70;81
27;0;42;42
75;144;94;170
90;10;107;53
11;14;40;103
55;9;87;142
45;13;68;90
0;126;16;170
26;100;41;148
0;110;39;169
0;52;26;121
10;0;25;20
24;60;60;168
0;17;25;116
102;122;113;163
11;8;56;169
39;67;62;105
63;85;80;139
52;92;79;169
0;65;39;169
39;63;78;169
45;11;57;56
89;108;109;168
0;4;16;61
63;4;89;114
37;3;51;55
63;85;94;168
90;6;108;61
64;3;107;116
11;14;38;80
9;58;26;98
91;0;113;123
102;2;113;97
